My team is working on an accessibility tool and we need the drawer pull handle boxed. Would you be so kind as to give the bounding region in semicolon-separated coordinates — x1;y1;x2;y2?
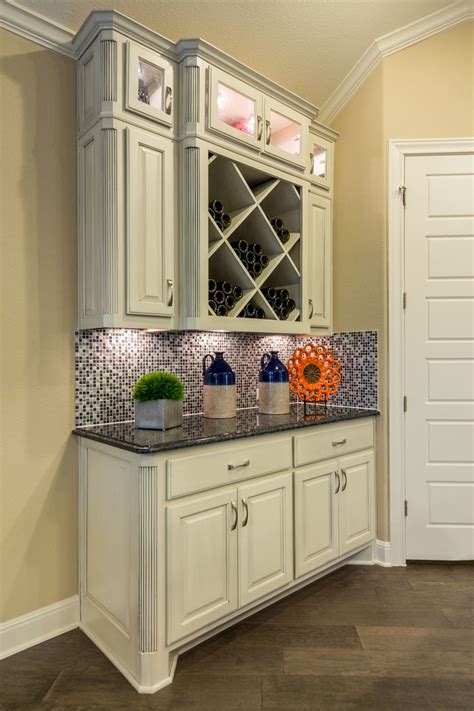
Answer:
228;460;250;471
332;438;347;446
341;469;348;492
242;498;249;527
231;500;238;530
334;471;340;494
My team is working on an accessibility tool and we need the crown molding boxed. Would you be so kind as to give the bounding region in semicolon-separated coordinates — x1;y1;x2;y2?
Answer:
319;0;474;124
0;0;74;57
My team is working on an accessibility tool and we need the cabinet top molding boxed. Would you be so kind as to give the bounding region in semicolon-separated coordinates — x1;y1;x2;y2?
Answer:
72;10;319;121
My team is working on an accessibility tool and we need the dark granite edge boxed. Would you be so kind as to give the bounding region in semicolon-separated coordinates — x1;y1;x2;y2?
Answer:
73;407;380;455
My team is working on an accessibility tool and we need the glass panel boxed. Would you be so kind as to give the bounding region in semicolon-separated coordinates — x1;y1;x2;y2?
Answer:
137;59;164;110
312;144;327;178
269;110;301;156
217;82;256;137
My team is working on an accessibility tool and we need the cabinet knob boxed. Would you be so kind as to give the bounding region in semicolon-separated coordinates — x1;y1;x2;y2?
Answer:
166;278;174;307
265;120;272;145
308;298;314;319
165;86;172;115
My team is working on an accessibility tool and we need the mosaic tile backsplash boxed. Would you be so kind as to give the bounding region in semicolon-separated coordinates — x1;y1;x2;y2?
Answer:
75;330;377;426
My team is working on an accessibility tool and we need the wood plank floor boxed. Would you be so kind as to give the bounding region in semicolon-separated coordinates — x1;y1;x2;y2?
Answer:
1;563;473;710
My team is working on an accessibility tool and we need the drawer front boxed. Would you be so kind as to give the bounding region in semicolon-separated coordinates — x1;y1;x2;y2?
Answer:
294;419;374;467
167;436;292;499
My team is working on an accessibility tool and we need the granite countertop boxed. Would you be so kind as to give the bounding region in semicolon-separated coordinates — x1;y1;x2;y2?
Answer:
73;404;379;454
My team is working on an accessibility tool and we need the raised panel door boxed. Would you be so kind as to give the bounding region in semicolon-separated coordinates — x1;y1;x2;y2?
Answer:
126;127;174;317
308;191;332;330
167;488;238;644
238;472;293;606
263;98;308;168
125;42;174;127
207;67;263;149
294;460;339;577
339;450;375;555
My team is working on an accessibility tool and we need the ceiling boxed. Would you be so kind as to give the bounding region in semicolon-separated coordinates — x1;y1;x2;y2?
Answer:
16;0;453;108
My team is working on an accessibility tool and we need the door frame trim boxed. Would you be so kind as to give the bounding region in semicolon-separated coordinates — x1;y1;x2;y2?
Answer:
388;137;474;566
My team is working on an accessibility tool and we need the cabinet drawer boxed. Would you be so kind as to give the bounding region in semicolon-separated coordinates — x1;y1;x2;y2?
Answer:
167;436;292;499
294;419;374;467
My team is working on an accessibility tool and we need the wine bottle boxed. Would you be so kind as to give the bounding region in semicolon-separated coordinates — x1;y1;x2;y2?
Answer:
271;217;284;231
214;290;225;305
262;286;276;301
208;278;217;294
231;240;248;253
208;299;217;312
249;243;262;256
259;254;269;268
273;296;283;310
256;307;265;319
252;262;263;277
233;285;243;301
217;281;233;295
225;294;235;310
209;199;224;215
245;250;256;264
208;207;216;220
278;307;289;321
216;304;228;317
277;228;290;244
245;303;256;318
286;298;296;312
217;213;232;230
278;288;290;300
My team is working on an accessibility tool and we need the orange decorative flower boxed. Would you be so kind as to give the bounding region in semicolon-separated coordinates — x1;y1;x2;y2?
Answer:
288;343;341;402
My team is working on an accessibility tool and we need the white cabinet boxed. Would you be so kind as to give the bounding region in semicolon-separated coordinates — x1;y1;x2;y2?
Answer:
207;67;263;150
307;191;332;332
167;470;293;643
239;473;293;606
339;450;376;555
167;488;238;644
126;42;174;127
127;128;175;317
263;98;308;169
294;460;339;577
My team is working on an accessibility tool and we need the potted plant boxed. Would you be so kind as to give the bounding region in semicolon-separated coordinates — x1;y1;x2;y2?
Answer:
132;371;184;430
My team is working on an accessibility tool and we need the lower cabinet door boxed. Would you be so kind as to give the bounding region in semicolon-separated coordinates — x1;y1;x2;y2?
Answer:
167;488;238;644
238;472;293;607
339;450;375;555
294;460;339;577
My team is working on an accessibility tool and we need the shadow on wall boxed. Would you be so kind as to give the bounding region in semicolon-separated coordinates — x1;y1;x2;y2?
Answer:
0;34;78;621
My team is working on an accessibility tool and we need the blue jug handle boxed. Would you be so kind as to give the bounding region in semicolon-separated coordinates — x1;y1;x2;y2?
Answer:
260;352;271;370
203;353;214;376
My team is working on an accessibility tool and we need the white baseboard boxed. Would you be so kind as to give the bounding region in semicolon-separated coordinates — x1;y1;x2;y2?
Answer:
347;540;392;566
0;595;79;660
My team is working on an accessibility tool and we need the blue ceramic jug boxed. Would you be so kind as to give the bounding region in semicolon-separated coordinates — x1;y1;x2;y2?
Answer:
202;352;236;418
258;351;290;415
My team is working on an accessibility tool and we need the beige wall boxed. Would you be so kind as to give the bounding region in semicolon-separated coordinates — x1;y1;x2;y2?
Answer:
332;21;474;540
0;30;77;622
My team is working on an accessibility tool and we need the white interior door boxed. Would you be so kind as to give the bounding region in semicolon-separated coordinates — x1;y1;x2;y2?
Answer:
404;152;474;560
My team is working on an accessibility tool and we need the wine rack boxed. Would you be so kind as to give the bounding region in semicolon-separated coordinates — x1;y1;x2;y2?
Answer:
207;152;302;327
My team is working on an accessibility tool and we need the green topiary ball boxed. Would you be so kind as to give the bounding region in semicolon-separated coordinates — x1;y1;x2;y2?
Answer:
132;371;185;402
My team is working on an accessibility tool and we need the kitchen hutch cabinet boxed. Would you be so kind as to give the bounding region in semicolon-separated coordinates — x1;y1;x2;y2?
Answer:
76;415;376;693
74;11;337;333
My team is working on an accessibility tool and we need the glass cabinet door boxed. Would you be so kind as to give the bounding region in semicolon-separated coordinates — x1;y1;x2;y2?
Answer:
309;134;333;190
126;42;174;127
263;99;308;168
208;67;263;149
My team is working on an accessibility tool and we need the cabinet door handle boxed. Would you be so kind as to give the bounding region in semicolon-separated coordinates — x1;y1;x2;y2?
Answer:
257;115;263;141
242;498;249;527
332;438;347;446
228;459;250;471
166;278;174;307
265;120;272;145
165;86;172;115
334;471;340;494
310;152;315;173
341;469;348;492
231;501;238;530
308;298;314;319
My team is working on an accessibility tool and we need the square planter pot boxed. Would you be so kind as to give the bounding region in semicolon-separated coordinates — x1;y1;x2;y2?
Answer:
134;399;183;430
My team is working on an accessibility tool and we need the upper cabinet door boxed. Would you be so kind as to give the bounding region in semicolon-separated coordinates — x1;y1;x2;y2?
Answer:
126;128;174;318
207;67;263;149
307;191;332;331
263;99;308;169
125;42;174;127
309;134;333;190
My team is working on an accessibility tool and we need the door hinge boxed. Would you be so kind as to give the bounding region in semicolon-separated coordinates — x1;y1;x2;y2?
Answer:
399;185;406;207
404;500;408;517
403;395;407;412
403;292;407;309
